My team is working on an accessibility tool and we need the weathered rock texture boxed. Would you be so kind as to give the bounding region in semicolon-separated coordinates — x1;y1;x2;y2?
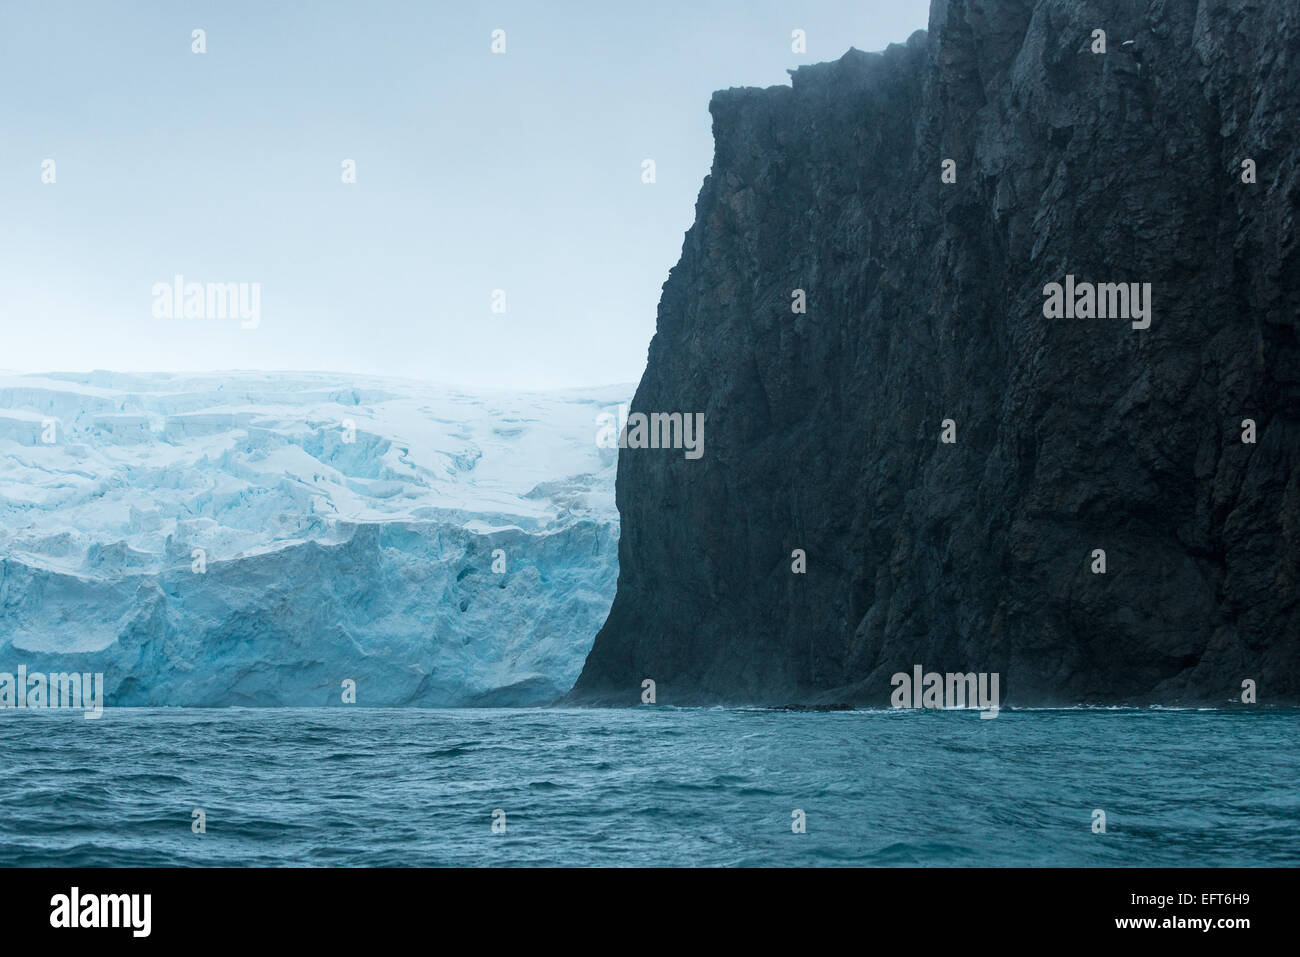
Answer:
572;0;1300;706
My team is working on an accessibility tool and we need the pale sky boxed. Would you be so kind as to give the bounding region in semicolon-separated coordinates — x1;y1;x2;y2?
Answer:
0;0;932;389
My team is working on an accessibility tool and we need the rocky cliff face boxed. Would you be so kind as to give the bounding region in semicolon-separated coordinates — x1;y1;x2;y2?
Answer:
572;0;1300;706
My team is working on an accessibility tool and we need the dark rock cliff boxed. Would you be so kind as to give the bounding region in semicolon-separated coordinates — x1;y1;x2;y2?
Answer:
571;0;1300;706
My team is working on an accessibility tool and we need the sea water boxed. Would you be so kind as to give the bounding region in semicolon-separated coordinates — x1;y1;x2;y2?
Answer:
0;707;1295;866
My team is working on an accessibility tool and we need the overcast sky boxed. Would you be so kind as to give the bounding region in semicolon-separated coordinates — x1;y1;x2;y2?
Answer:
0;0;931;389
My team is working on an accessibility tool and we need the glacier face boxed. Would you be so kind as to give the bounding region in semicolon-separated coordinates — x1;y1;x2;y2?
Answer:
0;371;630;706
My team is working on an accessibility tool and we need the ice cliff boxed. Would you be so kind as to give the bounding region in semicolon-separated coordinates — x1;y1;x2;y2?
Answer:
0;371;629;705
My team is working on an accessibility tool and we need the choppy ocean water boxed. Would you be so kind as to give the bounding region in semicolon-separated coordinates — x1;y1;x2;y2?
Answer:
0;707;1295;867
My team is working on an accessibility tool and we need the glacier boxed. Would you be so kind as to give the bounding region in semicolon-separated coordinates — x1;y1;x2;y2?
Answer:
0;371;630;706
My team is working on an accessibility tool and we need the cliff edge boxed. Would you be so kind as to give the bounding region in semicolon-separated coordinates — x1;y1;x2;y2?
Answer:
571;0;1300;706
